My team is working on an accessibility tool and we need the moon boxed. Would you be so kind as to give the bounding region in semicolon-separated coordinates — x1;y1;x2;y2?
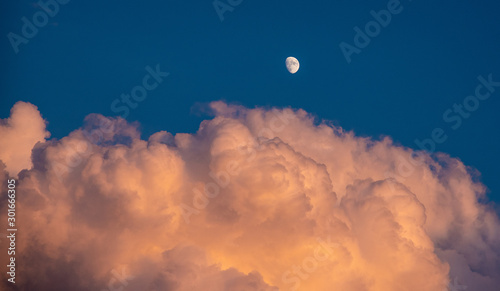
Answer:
286;56;300;74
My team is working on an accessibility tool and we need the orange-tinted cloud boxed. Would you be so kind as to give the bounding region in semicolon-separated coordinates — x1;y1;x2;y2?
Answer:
0;101;498;290
0;102;49;176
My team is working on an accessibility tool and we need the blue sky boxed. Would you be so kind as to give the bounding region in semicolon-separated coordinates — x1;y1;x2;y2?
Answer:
1;0;499;203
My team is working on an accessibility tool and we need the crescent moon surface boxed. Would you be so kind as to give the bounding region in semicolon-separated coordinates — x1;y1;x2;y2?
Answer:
286;56;300;74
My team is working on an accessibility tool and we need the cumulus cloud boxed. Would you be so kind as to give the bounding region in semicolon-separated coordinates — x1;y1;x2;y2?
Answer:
0;102;49;176
0;101;498;291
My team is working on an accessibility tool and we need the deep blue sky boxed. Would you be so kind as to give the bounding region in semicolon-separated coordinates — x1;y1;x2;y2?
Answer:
1;0;499;203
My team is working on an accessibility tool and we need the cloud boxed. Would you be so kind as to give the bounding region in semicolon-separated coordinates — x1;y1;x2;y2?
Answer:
0;101;498;290
0;101;49;176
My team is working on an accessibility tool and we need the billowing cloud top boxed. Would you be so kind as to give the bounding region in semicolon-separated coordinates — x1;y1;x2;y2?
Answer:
0;102;49;176
0;101;499;290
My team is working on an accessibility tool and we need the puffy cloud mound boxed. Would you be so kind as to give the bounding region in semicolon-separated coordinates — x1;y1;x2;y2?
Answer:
0;102;49;176
0;101;498;291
